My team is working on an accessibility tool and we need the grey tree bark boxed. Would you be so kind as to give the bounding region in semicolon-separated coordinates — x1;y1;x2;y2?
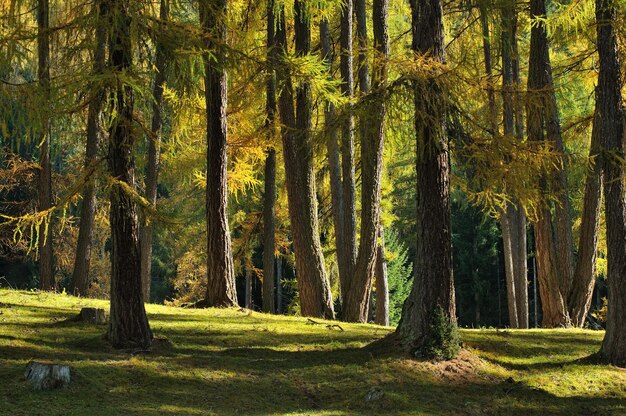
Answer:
375;226;389;326
70;0;107;296
200;0;238;307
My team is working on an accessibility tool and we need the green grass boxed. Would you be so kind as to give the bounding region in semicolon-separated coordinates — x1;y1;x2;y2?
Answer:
0;289;624;415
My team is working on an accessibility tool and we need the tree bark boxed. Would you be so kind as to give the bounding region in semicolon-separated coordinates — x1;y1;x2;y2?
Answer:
200;0;238;307
343;0;389;322
276;256;283;313
107;0;152;349
596;0;626;366
37;0;53;291
375;226;389;326
275;3;334;318
70;0;107;296
500;210;519;327
396;0;456;354
527;0;571;327
140;0;168;303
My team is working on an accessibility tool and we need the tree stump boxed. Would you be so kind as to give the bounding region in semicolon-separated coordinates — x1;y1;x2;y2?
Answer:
24;361;70;390
77;307;106;324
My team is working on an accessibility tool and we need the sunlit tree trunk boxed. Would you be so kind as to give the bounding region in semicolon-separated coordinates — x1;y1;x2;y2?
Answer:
375;226;389;326
140;0;169;302
275;3;334;318
107;0;152;349
70;0;107;296
37;0;53;291
596;0;626;366
396;0;457;355
200;0;237;307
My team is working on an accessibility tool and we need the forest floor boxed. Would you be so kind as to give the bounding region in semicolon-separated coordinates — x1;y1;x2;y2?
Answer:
0;289;625;415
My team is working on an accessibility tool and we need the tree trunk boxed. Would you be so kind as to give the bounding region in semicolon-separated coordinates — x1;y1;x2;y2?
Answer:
37;0;53;291
275;3;334;318
276;256;283;313
375;226;389;326
527;0;571;327
396;0;457;355
596;0;626;366
107;0;152;349
513;207;529;328
245;266;253;309
70;0;107;296
140;0;169;303
343;0;389;322
200;0;237;307
262;2;277;314
500;211;519;327
319;19;347;304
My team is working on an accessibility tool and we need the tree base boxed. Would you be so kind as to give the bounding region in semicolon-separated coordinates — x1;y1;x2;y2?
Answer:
25;361;70;390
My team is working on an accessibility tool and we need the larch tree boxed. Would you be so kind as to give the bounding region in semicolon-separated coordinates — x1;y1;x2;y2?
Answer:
275;1;334;318
596;0;626;366
375;225;389;326
37;0;53;291
200;0;237;307
70;0;108;297
395;0;458;358
140;0;169;302
107;0;152;349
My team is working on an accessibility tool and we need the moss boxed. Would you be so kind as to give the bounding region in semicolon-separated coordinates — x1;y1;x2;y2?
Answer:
420;306;461;361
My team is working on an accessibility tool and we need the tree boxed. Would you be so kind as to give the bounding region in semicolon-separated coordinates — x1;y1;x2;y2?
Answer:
70;0;108;297
140;0;169;302
375;225;389;326
275;1;334;318
37;0;53;291
107;0;152;349
200;0;237;307
395;0;458;358
596;0;626;366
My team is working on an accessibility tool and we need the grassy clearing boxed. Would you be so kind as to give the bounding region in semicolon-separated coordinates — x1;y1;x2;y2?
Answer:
0;289;624;415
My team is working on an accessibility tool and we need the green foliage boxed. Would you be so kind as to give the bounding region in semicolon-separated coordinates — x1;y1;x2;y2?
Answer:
385;230;413;326
421;306;461;361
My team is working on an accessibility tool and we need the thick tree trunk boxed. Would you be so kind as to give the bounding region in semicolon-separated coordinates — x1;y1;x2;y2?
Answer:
568;115;603;327
107;0;152;349
70;0;107;296
596;0;626;366
276;4;334;318
200;0;237;307
340;0;357;296
319;19;347;304
344;0;389;322
37;0;53;291
375;226;389;326
140;0;168;302
396;0;457;355
527;0;571;327
262;2;277;314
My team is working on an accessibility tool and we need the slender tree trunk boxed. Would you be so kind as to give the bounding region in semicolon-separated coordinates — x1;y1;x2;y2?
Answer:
140;0;169;302
513;207;529;328
596;0;626;366
262;0;277;314
344;0;389;322
275;4;334;318
500;211;519;327
527;0;570;327
245;266;253;309
70;0;107;296
375;226;389;326
276;256;283;313
200;0;237;307
396;0;457;355
568;113;603;327
37;0;53;291
320;19;347;303
107;0;152;349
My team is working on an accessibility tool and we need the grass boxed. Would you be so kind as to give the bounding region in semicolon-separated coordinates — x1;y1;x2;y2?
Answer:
0;289;625;415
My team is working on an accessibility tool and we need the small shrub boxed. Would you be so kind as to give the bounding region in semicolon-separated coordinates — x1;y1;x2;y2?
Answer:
421;306;461;361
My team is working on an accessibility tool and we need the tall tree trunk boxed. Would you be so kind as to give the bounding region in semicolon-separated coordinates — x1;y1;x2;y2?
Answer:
596;0;626;366
527;0;571;327
70;0;107;296
343;0;389;322
245;266;253;309
200;0;237;307
500;211;519;327
262;0;277;314
276;256;283;313
140;0;169;302
107;0;152;349
320;19;347;305
37;0;53;291
568;113;603;327
396;0;457;355
375;226;389;326
275;4;334;318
